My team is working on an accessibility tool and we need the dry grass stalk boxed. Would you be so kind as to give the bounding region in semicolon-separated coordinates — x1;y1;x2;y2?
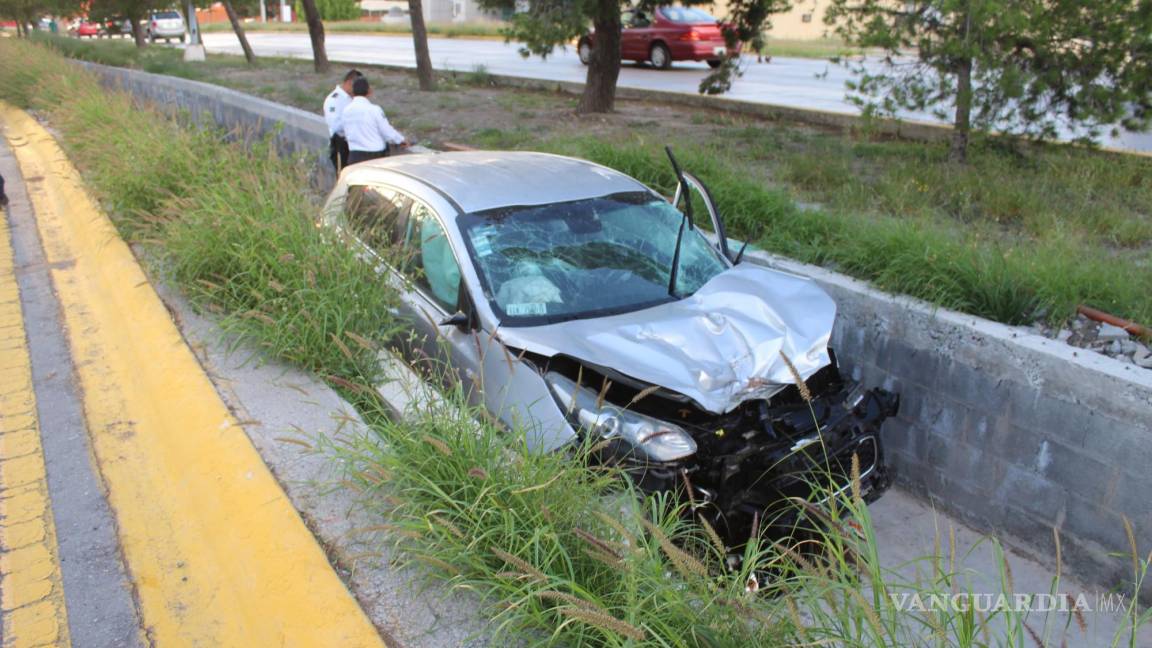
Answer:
639;518;709;579
535;590;601;612
430;513;465;539
583;547;625;569
345;330;377;352
467;466;488;480
596;378;613;410
558;607;647;642
423;436;453;456
779;350;812;402
416;554;461;576
850;452;862;504
492;548;547;582
786;597;808;641
627;384;662;407
594;511;640;554
1123;515;1139;575
572;527;623;560
698;515;727;559
1024;622;1045;648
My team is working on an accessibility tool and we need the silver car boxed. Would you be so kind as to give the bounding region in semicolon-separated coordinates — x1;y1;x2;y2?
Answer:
145;10;185;43
322;151;899;547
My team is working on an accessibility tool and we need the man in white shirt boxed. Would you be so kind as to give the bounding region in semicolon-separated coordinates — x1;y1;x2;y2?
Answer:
343;78;409;166
322;69;362;172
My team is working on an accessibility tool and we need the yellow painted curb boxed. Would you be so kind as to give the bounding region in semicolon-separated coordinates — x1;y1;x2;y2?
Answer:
0;181;70;648
1;104;386;647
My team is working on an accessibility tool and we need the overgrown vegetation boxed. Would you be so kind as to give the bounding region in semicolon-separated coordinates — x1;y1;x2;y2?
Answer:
2;38;1150;646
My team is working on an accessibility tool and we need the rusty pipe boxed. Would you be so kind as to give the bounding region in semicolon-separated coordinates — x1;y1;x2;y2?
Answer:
1077;305;1151;338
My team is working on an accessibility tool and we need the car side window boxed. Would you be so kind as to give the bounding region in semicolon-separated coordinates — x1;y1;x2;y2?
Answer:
344;184;411;255
402;203;462;312
633;11;650;27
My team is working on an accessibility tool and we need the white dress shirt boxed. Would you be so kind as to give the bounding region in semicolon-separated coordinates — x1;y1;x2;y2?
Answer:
341;96;405;152
322;85;352;137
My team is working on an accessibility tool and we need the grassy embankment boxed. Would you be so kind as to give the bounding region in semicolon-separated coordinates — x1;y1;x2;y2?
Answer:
34;34;1152;331
3;37;1149;646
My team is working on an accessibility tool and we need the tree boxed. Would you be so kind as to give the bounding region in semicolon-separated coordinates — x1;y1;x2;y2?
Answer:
826;0;1152;163
222;0;255;64
298;0;330;73
476;0;791;113
408;0;436;90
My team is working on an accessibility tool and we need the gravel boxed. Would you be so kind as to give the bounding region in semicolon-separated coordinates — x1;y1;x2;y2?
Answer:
1036;313;1151;370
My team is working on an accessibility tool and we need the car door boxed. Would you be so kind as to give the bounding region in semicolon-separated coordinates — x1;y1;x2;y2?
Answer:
394;200;490;397
338;183;483;390
627;9;655;59
620;9;643;60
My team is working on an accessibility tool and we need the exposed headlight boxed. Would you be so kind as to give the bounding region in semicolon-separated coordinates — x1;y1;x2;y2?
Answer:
545;372;697;463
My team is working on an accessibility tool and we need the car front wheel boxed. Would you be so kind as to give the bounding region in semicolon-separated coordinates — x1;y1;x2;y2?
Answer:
650;42;672;70
707;59;722;69
577;39;592;65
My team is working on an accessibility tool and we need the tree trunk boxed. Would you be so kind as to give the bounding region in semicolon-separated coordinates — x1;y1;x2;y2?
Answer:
223;0;256;63
299;0;330;73
577;0;622;113
407;0;436;90
129;14;147;48
949;57;973;163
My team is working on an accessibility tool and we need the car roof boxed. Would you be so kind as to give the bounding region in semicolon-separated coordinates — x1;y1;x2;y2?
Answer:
341;151;652;214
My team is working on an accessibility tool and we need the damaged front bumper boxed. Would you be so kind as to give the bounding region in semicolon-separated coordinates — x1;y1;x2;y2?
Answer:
591;364;900;547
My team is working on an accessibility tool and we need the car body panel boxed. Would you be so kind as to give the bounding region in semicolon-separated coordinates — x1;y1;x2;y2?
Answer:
498;263;835;416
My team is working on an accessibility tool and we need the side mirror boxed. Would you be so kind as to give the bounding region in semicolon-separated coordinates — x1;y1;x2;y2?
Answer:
438;311;470;329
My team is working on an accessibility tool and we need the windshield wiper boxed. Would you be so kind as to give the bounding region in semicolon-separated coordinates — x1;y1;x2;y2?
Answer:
665;146;693;297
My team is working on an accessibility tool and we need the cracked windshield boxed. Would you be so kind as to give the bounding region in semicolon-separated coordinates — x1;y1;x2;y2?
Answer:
457;192;727;322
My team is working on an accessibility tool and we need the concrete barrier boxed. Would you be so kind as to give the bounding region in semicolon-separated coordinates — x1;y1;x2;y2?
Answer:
743;250;1152;600
79;61;1152;598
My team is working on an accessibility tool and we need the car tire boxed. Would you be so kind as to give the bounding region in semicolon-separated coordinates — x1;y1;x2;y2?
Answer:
649;42;672;70
577;39;592;65
707;59;723;69
180;34;185;43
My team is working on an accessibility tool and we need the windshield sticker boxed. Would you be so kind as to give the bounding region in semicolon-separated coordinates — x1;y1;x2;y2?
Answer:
506;302;548;317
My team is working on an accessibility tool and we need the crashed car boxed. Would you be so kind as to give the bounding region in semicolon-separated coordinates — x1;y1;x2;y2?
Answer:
322;150;899;547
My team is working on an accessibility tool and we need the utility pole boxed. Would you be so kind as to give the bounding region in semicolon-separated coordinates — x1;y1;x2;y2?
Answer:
260;0;267;23
183;0;206;61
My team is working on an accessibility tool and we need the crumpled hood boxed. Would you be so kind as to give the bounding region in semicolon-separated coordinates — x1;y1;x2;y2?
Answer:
498;263;837;414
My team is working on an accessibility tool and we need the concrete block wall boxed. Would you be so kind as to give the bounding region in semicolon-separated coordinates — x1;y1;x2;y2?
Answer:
744;250;1152;600
79;61;1152;597
77;62;334;186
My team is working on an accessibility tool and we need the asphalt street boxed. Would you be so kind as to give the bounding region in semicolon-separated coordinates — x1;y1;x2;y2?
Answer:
199;31;1152;153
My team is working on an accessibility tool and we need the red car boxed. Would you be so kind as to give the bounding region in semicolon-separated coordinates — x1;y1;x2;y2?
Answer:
72;20;103;37
578;6;738;70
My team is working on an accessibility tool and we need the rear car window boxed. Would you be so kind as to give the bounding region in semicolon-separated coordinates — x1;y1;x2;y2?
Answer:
154;11;181;19
660;7;717;23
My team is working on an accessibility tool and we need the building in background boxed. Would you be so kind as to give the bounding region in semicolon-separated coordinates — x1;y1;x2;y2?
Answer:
704;0;833;40
358;0;503;23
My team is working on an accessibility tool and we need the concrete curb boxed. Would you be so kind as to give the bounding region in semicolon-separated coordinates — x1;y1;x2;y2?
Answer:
75;60;1152;598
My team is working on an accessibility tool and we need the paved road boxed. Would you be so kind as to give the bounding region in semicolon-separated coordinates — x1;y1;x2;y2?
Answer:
200;32;1152;153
